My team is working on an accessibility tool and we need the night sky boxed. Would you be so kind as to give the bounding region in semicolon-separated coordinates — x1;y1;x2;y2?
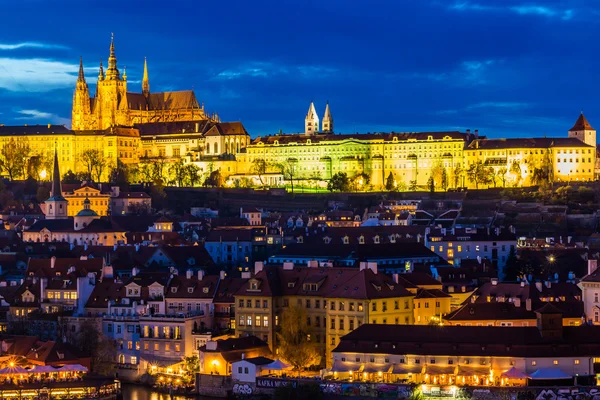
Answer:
0;0;598;139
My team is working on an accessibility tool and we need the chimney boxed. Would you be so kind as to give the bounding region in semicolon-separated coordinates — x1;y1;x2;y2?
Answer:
392;273;399;284
220;270;226;280
283;262;294;270
367;262;378;274
307;260;318;268
359;262;367;271
491;278;498;286
50;256;56;269
588;260;598;275
241;271;251;279
132;267;139;277
514;298;521;307
197;270;205;281
241;353;245;360
254;261;264;275
113;244;117;251
535;282;543;292
525;298;532;311
520;281;525;287
544;281;551;289
186;269;193;279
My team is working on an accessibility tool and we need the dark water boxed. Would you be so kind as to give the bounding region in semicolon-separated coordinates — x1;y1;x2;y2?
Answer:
121;384;202;400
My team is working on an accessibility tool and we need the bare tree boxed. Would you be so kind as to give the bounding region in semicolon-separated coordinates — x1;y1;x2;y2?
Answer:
0;138;31;180
80;149;107;182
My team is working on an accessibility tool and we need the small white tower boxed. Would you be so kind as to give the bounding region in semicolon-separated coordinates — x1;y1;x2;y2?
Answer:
305;101;319;136
568;112;596;147
44;149;68;220
322;101;333;133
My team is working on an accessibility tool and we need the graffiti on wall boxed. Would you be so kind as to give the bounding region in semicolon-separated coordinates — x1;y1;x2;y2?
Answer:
232;383;252;396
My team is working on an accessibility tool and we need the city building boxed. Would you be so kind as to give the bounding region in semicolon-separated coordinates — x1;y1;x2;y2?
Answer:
199;336;271;376
332;308;600;385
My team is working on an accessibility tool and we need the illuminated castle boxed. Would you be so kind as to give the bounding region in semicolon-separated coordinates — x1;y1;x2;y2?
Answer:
72;34;216;130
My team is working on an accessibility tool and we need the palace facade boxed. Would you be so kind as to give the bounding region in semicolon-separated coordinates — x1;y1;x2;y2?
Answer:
0;37;596;189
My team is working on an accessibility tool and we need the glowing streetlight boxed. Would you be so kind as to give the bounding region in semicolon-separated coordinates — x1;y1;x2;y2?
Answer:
39;169;47;180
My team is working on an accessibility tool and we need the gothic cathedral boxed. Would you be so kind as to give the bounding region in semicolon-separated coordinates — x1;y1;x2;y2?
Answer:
72;34;217;130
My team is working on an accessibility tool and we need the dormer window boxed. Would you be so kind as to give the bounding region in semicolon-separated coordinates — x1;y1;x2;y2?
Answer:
373;235;380;244
343;236;349;245
303;283;318;292
203;287;209;294
359;236;365;244
323;237;331;244
171;287;177;293
187;288;194;294
288;282;295;288
248;280;259;291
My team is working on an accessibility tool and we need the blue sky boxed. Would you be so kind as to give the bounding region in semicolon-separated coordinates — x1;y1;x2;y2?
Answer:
0;0;598;139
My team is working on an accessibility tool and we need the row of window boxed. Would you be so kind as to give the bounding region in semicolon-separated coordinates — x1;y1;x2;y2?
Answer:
238;299;269;309
47;291;77;300
237;315;269;328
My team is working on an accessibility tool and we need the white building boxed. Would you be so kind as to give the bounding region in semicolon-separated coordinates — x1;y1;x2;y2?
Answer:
578;260;600;323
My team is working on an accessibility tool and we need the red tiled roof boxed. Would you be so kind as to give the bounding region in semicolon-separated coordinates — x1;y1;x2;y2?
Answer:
570;113;594;131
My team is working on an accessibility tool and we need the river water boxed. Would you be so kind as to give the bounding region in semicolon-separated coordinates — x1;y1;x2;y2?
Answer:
121;384;207;400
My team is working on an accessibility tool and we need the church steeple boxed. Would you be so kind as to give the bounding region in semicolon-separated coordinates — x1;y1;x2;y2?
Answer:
77;56;86;83
305;101;319;136
322;101;333;133
142;57;150;96
45;148;68;220
98;59;104;81
105;33;120;80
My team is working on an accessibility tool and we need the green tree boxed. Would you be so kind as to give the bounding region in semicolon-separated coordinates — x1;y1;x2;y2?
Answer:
62;170;80;184
0;138;31;180
408;180;418;191
277;305;321;372
441;168;448;191
80;149;107;182
203;169;222;188
184;164;201;187
385;171;395;191
183;355;200;385
73;320;117;375
427;176;435;193
276;160;298;193
351;173;369;191
252;158;268;187
466;161;490;189
510;161;522;186
168;158;186;187
26;155;43;179
453;164;464;188
498;167;508;188
327;172;349;192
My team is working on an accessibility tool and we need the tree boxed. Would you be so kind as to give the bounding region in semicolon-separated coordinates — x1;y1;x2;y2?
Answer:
73;321;117;375
110;160;130;191
441;168;448;191
252;158;268;187
327;172;349;192
168;158;186;187
427;176;435;193
26;155;43;179
466;161;490;189
184;164;201;187
203;169;222;188
510;161;522;186
351;173;369;191
183;355;200;385
276;160;298;193
150;180;167;211
503;245;519;281
0;138;31;180
80;149;107;182
385;172;395;191
498;167;508;188
62;170;80;184
453;164;464;188
487;166;498;188
276;305;321;372
408;180;418;191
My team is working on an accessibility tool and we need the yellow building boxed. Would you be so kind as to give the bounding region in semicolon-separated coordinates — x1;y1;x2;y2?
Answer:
72;35;215;131
62;184;111;217
234;263;415;368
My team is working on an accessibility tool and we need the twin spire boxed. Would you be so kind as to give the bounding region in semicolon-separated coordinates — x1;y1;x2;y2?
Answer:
305;101;333;135
78;34;149;94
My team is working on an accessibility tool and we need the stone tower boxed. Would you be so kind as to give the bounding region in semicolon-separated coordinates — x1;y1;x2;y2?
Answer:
93;33;128;129
568;112;596;147
45;149;68;220
305;101;319;135
71;57;92;130
322;101;333;133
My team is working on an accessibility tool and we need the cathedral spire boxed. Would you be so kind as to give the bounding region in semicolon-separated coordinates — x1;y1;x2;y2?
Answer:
98;59;104;81
77;56;86;83
106;33;120;80
305;101;319;136
142;57;150;96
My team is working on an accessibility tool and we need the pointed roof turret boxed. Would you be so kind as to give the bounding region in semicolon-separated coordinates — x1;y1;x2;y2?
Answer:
48;148;66;202
324;101;332;119
570;112;594;131
306;101;318;119
142;57;150;96
77;56;86;83
98;59;104;81
105;33;120;80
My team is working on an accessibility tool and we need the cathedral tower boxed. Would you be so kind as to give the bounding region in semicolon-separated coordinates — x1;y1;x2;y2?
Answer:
45;149;68;220
305;101;319;135
94;33;128;129
71;57;92;130
322;101;333;133
568;112;596;147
